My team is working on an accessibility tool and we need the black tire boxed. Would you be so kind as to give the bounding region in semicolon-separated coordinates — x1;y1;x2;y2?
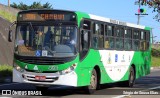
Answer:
128;66;135;87
86;69;97;94
118;66;135;87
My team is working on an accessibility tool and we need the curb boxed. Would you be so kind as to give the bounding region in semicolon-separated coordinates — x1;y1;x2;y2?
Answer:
151;67;160;70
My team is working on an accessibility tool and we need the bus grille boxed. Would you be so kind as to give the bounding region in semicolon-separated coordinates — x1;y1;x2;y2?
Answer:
23;74;58;83
14;54;76;65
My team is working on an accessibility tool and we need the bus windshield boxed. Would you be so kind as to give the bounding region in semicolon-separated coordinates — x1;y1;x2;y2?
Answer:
15;25;77;57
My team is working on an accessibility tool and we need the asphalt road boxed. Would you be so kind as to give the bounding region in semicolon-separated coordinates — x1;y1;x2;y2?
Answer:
0;68;160;98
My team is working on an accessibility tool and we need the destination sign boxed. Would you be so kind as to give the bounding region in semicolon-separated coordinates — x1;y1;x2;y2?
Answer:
110;19;127;26
23;13;64;20
17;11;76;22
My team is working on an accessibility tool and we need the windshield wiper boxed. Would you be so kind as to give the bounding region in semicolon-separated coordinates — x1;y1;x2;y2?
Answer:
29;22;35;34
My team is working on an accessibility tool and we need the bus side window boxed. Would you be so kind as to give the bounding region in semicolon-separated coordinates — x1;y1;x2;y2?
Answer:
140;31;146;51
92;22;104;49
92;37;97;48
115;27;124;49
146;31;150;50
92;23;99;48
124;29;132;50
104;25;114;49
83;20;91;30
132;30;140;50
98;24;104;48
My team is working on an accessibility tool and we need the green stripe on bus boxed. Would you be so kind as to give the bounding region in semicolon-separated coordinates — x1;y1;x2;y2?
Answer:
75;11;90;27
144;27;151;30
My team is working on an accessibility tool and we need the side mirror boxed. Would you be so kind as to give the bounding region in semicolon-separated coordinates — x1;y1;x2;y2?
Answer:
8;30;13;42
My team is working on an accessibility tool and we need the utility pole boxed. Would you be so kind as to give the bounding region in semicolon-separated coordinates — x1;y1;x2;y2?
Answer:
135;0;141;25
137;2;140;25
8;0;10;7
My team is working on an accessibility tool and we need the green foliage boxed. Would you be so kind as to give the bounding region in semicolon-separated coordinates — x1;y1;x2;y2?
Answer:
151;48;160;57
151;48;160;67
0;10;16;22
0;65;12;77
10;2;53;10
151;56;160;67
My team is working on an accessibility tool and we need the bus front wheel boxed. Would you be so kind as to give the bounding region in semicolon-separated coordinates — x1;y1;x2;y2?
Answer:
85;69;97;94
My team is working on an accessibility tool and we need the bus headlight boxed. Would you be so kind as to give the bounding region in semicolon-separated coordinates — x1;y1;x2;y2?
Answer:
60;63;77;75
14;63;24;73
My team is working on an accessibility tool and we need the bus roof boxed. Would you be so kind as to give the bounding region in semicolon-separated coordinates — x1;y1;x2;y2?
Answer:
76;11;151;31
17;9;151;31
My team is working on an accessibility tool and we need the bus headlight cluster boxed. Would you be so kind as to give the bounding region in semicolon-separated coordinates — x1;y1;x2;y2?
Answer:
60;63;77;75
14;63;24;73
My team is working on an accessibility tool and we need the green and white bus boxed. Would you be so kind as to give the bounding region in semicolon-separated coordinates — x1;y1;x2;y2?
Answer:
8;9;151;93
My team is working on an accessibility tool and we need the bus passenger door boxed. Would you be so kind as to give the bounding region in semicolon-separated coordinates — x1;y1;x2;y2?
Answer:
80;29;90;60
79;20;91;60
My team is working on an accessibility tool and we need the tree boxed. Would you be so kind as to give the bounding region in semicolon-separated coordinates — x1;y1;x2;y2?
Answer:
10;2;53;10
137;0;160;21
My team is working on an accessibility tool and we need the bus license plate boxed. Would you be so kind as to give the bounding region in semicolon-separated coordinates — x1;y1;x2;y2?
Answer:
35;76;46;81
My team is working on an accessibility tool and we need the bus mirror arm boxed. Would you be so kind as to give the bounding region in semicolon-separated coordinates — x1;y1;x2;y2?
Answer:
8;21;17;42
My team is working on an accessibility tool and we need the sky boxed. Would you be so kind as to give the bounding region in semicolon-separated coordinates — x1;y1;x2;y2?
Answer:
1;0;160;42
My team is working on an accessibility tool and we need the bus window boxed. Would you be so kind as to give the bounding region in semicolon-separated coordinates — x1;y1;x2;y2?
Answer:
132;30;140;50
146;31;150;50
92;37;98;48
83;20;91;30
98;24;104;48
146;31;150;41
141;31;144;40
104;25;115;49
133;30;140;39
125;29;132;38
133;40;139;50
100;24;104;35
105;37;114;49
115;27;124;49
124;29;132;50
124;39;132;50
107;25;114;36
140;31;147;50
115;38;123;49
95;23;100;35
115;27;124;38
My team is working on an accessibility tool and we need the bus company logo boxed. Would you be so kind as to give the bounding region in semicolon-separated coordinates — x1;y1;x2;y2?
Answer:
107;53;112;64
135;8;148;15
25;65;28;69
121;54;125;62
33;65;38;70
115;54;118;62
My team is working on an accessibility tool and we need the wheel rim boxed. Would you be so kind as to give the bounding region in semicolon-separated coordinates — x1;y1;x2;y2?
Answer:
130;70;134;85
90;72;97;89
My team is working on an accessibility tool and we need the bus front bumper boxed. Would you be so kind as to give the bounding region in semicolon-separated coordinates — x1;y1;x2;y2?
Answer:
13;69;78;87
